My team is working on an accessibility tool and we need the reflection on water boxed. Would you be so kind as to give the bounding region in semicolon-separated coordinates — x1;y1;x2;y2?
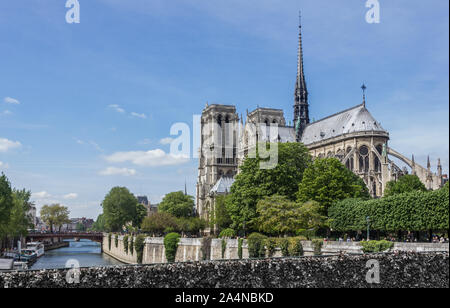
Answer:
30;239;123;270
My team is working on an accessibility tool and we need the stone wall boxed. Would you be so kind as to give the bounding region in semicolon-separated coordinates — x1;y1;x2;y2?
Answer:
102;235;137;264
103;234;448;264
1;252;448;288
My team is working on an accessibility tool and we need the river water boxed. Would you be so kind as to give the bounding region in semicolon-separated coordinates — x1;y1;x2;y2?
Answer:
30;239;123;270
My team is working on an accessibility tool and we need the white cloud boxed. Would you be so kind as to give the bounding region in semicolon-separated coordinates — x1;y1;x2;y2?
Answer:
0;161;9;169
63;193;78;200
0;138;21;152
4;97;20;104
138;138;152;146
1;110;12;115
99;167;137;176
159;137;174;145
104;149;189;167
131;112;147;119
108;104;125;113
32;191;52;199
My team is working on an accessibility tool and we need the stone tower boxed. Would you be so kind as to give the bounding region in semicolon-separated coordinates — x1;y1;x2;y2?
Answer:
294;16;309;141
196;104;239;221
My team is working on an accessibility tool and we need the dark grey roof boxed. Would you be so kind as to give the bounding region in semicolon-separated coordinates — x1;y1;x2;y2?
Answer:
210;177;235;194
300;104;387;145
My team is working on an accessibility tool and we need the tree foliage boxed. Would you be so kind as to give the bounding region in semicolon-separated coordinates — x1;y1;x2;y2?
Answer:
141;212;206;236
101;187;141;232
297;158;370;213
164;232;180;262
253;195;303;236
40;204;70;232
209;194;232;232
227;142;311;231
0;173;13;238
328;184;449;232
384;174;427;196
158;191;194;218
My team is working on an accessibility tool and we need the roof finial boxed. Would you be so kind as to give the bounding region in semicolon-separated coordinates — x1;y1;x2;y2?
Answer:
361;83;367;107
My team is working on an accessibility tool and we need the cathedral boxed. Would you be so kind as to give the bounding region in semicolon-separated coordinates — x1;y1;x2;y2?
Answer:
196;21;446;224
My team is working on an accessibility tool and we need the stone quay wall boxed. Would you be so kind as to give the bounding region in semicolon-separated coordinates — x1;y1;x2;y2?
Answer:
102;234;448;265
0;252;448;288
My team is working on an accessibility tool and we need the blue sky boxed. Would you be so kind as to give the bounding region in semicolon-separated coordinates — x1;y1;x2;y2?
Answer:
0;0;448;219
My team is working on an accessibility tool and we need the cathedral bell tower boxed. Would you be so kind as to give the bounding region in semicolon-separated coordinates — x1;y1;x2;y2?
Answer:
294;14;309;142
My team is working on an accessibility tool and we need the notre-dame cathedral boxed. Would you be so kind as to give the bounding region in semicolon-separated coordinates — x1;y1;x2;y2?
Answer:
196;21;446;224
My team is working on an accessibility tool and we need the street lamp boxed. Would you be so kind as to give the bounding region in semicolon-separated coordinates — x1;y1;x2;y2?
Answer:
366;216;370;241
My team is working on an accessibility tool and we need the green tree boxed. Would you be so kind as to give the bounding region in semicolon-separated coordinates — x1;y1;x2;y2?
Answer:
141;212;178;235
91;214;106;231
102;187;139;232
227;142;311;231
0;173;13;238
76;222;86;232
253;195;304;236
40;204;70;232
158;191;194;218
297;158;370;214
7;189;33;238
384;174;427;196
297;200;328;234
209;194;232;232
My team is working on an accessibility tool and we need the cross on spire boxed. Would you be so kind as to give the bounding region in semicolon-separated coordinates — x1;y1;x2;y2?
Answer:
361;83;367;107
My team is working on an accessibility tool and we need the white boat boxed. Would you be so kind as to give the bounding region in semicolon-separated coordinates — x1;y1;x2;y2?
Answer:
26;242;45;258
13;261;28;271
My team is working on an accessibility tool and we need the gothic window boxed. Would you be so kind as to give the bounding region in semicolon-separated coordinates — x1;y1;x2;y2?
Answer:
335;149;344;161
317;153;324;159
374;145;382;172
327;151;333;158
272;119;277;124
359;145;369;172
345;147;354;170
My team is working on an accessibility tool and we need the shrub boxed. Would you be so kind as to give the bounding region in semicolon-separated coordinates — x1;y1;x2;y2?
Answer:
115;235;119;248
238;238;243;259
266;238;277;257
280;238;290;257
164;226;176;234
247;232;267;258
221;239;227;259
360;240;394;253
134;235;146;264
289;237;304;257
129;236;134;255
312;239;323;256
123;235;129;254
164;232;181;262
219;228;236;238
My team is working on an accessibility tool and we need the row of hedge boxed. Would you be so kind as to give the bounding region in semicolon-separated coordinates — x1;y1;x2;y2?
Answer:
328;184;449;232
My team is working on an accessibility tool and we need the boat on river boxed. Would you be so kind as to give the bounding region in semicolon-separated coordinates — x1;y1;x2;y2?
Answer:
26;242;45;258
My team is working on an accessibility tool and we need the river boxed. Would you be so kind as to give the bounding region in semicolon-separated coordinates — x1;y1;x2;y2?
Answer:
30;239;123;270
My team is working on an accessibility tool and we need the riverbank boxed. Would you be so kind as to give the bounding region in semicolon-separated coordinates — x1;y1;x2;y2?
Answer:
102;234;450;265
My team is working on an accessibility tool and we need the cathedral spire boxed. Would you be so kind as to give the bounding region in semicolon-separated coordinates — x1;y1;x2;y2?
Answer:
294;11;309;141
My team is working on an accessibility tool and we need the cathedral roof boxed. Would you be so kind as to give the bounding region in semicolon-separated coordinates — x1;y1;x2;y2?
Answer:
210;177;235;194
300;104;387;145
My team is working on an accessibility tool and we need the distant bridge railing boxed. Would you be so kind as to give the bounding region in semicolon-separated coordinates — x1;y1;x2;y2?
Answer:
26;232;103;243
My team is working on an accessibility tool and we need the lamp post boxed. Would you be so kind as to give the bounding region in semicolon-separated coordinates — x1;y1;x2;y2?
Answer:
366;216;370;241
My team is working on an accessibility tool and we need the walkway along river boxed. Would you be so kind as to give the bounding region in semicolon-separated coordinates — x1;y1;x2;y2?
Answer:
31;239;123;270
